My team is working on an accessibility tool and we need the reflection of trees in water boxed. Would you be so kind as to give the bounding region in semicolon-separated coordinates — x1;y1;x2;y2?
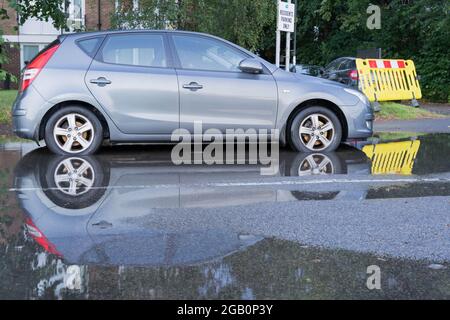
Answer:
221;240;450;300
0;231;87;300
76;239;450;300
1;235;449;299
0;162;24;245
414;134;450;175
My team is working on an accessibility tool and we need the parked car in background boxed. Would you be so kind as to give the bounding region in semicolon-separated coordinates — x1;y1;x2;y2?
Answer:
290;64;323;77
321;57;358;88
12;30;373;155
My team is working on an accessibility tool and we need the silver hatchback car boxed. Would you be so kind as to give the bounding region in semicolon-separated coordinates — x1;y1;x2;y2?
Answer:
12;30;373;155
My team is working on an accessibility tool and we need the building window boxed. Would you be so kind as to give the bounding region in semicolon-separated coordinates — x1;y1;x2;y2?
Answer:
66;0;85;32
115;0;140;11
21;45;40;69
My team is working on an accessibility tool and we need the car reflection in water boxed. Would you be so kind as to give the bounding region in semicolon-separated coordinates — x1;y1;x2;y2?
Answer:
14;146;371;267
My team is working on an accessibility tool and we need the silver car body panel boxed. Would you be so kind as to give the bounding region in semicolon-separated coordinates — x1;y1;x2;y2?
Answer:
177;69;278;132
12;30;373;144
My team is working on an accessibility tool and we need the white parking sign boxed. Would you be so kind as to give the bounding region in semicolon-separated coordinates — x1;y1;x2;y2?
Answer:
277;1;296;33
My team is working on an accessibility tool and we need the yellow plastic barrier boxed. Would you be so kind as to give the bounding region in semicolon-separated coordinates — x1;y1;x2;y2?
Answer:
356;59;422;102
362;140;421;175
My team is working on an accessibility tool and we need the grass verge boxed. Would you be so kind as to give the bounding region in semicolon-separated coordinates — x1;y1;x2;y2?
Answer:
0;90;17;125
376;102;445;121
0;135;27;145
373;132;425;141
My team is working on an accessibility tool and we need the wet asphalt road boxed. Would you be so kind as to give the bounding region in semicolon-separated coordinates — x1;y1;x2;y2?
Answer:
0;133;449;299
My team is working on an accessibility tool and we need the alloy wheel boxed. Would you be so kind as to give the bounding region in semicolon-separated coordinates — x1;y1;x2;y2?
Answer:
298;154;334;176
53;158;95;196
53;113;95;154
299;113;335;151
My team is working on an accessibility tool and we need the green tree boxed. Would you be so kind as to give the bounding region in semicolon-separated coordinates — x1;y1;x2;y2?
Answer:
114;0;180;30
113;0;276;52
293;0;450;101
0;6;10;82
1;0;67;83
8;0;67;29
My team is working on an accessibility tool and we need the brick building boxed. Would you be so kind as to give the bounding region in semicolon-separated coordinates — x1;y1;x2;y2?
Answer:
0;0;126;89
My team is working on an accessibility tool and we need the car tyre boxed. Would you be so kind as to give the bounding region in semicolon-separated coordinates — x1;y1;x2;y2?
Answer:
45;106;103;155
289;106;342;153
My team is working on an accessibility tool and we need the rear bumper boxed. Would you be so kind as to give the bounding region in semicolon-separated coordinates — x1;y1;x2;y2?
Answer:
12;86;48;141
13;114;36;140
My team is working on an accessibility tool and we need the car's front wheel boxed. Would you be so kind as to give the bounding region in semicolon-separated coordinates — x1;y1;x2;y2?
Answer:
44;106;103;155
289;106;342;153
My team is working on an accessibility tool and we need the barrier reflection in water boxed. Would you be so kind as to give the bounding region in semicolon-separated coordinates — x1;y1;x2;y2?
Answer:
363;140;421;175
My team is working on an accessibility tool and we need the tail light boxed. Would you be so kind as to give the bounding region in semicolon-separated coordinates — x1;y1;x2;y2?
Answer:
20;43;60;92
348;69;359;81
25;218;62;257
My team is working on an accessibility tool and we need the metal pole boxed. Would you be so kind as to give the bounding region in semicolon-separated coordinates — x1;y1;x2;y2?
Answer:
293;0;298;66
285;0;291;71
97;0;102;31
275;0;281;67
276;30;281;67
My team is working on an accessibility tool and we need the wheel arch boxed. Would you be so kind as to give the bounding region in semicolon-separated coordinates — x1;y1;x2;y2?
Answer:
38;101;110;141
285;99;348;144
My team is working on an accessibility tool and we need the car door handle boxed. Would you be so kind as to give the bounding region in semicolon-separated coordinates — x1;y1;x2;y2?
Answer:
92;221;113;229
90;77;112;86
183;82;203;91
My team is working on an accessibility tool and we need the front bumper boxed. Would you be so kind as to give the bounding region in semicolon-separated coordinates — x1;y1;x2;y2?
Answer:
344;101;374;140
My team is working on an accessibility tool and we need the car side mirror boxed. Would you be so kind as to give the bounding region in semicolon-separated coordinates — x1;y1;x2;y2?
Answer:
239;59;264;74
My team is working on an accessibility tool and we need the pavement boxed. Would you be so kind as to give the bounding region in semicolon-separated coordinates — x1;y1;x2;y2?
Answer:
421;103;450;116
374;118;450;133
374;103;450;133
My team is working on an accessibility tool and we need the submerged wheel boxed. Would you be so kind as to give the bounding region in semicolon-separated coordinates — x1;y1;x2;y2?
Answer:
289;106;342;153
45;106;103;155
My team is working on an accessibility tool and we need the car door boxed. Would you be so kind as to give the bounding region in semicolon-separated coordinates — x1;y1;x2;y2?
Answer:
169;34;278;133
85;32;179;135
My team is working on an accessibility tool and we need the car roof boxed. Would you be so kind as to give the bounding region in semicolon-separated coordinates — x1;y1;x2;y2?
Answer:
330;57;356;62
61;29;224;40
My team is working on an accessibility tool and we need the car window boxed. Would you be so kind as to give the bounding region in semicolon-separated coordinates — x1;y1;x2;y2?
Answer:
78;37;103;57
172;35;247;72
340;60;354;70
101;34;167;68
325;59;343;72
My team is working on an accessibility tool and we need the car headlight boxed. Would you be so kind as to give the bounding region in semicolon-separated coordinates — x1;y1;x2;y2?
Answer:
344;88;370;105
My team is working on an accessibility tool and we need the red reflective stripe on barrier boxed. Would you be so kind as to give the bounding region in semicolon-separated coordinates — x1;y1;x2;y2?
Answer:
367;60;406;69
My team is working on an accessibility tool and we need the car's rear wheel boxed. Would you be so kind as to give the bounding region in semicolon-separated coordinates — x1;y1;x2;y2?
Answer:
289;106;342;153
40;155;110;210
45;106;103;155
